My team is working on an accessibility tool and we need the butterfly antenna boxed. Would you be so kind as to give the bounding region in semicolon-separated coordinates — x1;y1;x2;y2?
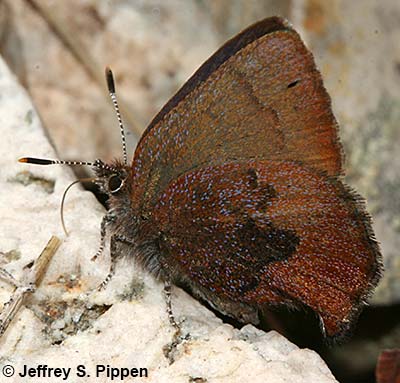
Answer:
18;157;117;172
18;158;94;166
105;67;128;165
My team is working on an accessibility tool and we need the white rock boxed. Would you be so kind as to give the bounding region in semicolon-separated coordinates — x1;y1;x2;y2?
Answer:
0;56;338;383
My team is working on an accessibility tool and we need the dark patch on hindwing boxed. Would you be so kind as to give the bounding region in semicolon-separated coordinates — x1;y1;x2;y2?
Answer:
238;219;300;263
151;163;300;298
224;219;300;295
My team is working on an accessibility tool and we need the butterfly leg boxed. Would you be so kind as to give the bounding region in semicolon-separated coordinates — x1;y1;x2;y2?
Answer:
162;281;189;363
91;212;116;262
97;234;134;291
163;281;180;332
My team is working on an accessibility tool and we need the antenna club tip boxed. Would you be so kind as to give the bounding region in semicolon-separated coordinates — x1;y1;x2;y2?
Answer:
105;66;115;93
17;157;54;165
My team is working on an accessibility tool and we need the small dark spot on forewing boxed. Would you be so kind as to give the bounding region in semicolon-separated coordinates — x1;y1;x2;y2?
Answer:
287;79;300;88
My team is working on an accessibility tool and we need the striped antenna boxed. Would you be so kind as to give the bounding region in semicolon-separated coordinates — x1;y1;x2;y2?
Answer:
19;157;94;166
18;157;117;172
105;67;128;165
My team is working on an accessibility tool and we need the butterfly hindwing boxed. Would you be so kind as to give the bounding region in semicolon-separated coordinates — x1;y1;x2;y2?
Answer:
148;160;380;339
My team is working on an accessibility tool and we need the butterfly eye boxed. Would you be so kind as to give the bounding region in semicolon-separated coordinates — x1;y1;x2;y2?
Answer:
108;174;124;193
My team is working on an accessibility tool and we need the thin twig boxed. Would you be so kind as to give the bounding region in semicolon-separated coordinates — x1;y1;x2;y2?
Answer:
0;236;62;336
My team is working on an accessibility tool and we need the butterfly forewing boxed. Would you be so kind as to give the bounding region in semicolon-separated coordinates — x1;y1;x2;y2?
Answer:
130;17;342;216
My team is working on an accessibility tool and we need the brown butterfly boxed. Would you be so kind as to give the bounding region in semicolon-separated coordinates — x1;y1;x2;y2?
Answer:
20;17;382;341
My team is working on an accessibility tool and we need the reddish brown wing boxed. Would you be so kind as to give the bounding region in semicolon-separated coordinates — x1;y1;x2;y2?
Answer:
151;160;381;339
376;349;400;383
130;17;342;216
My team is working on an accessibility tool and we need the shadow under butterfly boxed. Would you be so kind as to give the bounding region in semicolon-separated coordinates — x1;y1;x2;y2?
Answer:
20;16;382;342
